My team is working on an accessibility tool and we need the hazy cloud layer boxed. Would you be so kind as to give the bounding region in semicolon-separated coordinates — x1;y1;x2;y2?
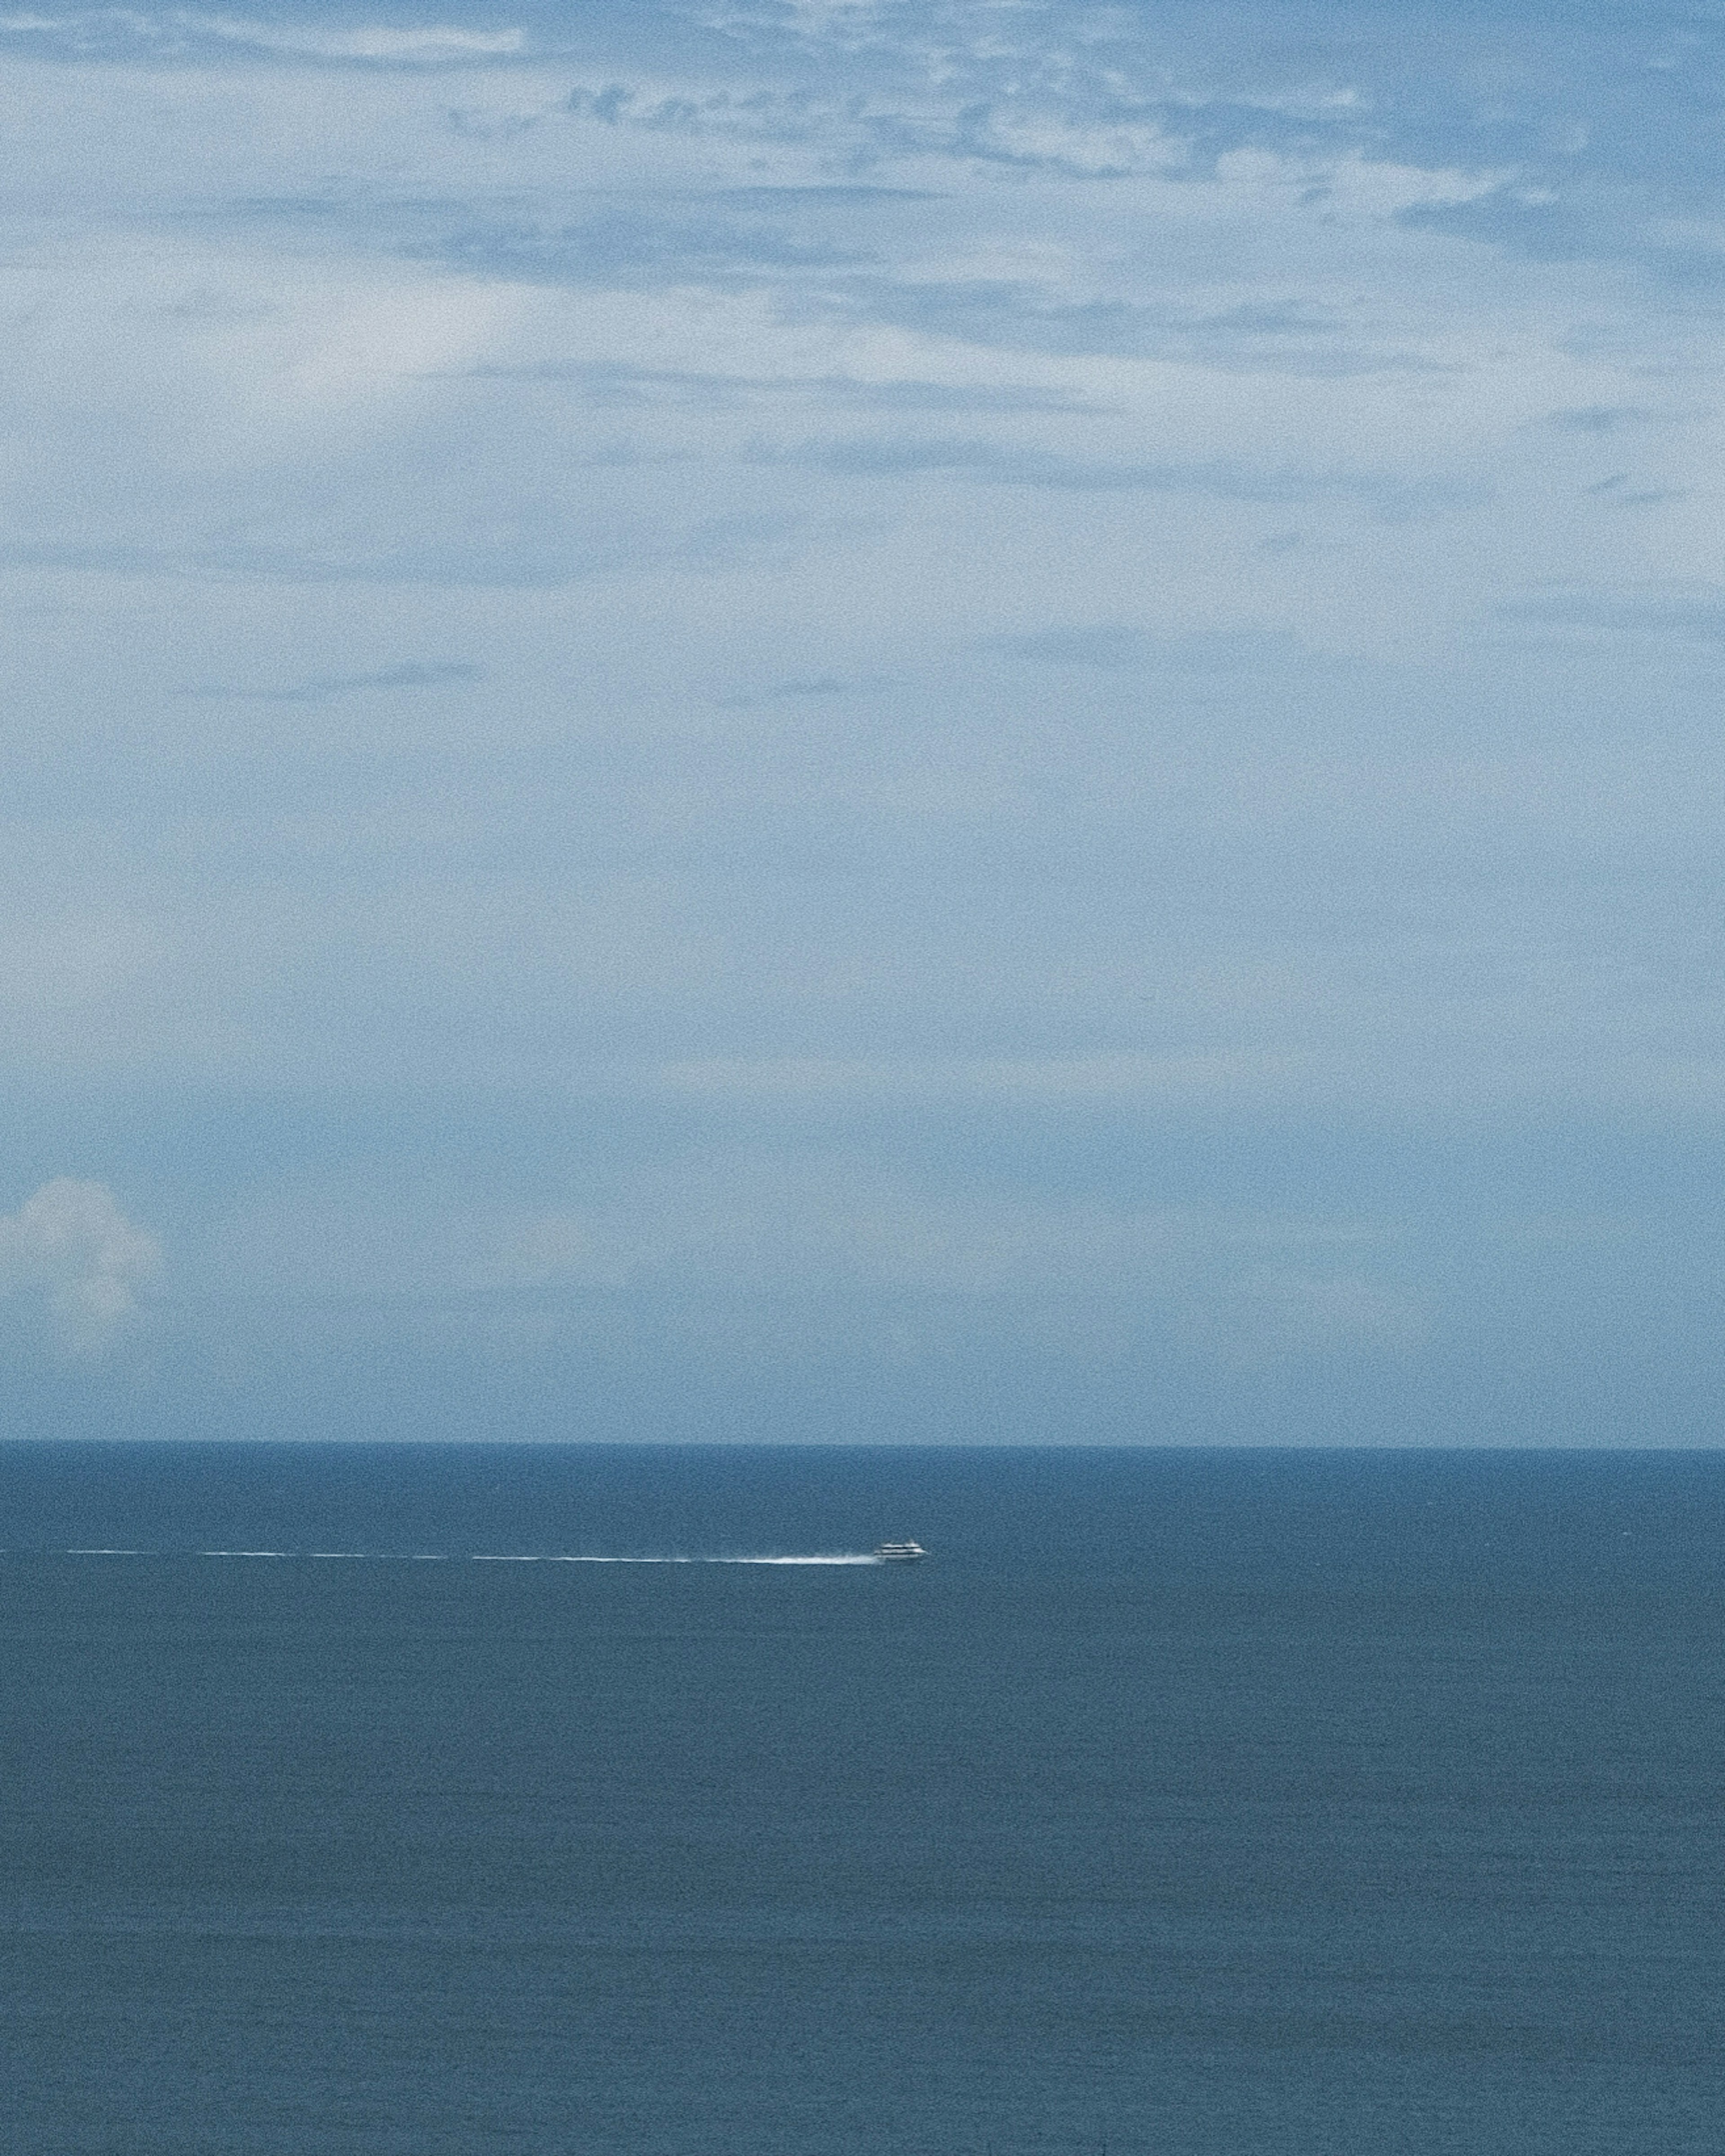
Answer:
3;0;1725;1437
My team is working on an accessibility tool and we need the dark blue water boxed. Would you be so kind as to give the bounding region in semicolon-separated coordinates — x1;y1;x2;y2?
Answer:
3;1444;1723;2155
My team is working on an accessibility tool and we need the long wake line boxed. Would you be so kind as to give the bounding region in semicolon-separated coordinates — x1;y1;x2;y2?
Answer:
54;1549;887;1565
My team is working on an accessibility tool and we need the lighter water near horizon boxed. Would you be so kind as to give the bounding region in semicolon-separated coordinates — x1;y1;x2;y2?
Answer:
4;1443;1724;2155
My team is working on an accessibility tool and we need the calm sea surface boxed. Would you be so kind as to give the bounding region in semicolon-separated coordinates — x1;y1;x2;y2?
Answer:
2;1443;1722;2155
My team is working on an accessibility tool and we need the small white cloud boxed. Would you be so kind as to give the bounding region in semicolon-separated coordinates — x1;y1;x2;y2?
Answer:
0;1179;162;1352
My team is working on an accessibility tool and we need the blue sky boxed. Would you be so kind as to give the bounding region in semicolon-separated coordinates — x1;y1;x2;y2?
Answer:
4;0;1725;1442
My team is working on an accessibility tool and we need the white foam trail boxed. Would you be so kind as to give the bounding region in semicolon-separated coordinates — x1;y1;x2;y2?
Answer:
716;1554;883;1565
49;1548;887;1565
534;1554;882;1566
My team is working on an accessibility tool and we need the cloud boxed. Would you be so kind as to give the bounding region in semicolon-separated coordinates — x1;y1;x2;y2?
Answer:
1544;406;1662;434
991;624;1306;671
463;362;1107;417
800;279;1451;375
750;435;1491;518
0;10;528;66
1495;584;1725;641
0;1179;161;1352
0;511;816;589
1193;1267;1430;1361
713;673;894;708
559;69;1397;186
184;660;484;703
433;223;1447;373
207;20;527;64
1399;189;1601;264
1399;178;1725;289
1582;473;1680;506
429;213;877;291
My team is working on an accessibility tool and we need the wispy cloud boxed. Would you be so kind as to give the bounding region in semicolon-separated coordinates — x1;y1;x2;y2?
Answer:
0;10;528;66
988;625;1309;670
0;512;817;588
799;279;1455;374
184;660;484;703
1189;1267;1430;1361
429;213;879;290
751;436;1491;518
1581;473;1679;506
713;673;895;708
1544;406;1664;435
1495;584;1725;641
463;362;1107;416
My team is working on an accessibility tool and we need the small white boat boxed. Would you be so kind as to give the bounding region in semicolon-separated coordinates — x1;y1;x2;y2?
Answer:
873;1541;927;1562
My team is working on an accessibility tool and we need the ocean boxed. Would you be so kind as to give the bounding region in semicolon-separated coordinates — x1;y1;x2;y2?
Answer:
2;1443;1721;2154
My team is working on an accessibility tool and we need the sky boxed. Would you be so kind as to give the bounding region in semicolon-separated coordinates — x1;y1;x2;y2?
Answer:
4;0;1725;1444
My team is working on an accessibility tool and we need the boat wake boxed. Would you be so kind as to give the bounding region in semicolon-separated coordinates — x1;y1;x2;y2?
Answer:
472;1554;884;1565
53;1548;887;1565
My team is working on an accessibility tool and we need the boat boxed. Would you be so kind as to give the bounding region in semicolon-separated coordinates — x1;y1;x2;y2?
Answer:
873;1540;926;1562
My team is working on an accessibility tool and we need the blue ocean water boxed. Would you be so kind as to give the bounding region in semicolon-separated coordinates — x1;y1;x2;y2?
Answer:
2;1444;1723;2156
